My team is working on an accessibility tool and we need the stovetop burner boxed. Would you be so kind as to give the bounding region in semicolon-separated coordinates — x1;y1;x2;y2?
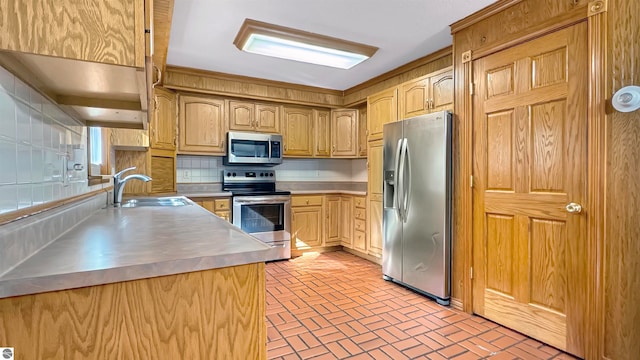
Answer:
222;169;290;196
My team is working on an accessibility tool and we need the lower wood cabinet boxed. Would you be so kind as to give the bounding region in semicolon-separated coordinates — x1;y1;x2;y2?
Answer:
340;196;354;248
367;195;383;258
293;194;365;253
291;195;324;249
189;197;231;222
325;196;341;246
0;263;266;359
352;196;367;252
150;149;176;193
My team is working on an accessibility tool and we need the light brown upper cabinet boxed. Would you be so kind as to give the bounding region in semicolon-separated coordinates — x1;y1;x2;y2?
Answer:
178;95;226;155
228;100;280;133
314;109;331;158
282;106;314;157
367;87;398;141
151;87;177;151
358;107;367;158
331;109;358;158
0;0;152;128
399;67;453;119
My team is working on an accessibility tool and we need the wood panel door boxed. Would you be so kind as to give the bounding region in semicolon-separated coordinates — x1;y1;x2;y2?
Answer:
400;76;430;119
367;87;398;141
255;104;280;133
151;87;176;150
331;109;357;157
325;196;341;246
340;196;354;247
367;140;384;258
282;107;314;157
228;100;255;131
472;24;587;356
178;95;226;155
358;107;367;157
430;70;453;112
314;109;331;158
292;206;323;249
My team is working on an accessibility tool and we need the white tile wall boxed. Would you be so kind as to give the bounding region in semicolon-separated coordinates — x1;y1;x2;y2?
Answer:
0;65;91;214
176;155;367;183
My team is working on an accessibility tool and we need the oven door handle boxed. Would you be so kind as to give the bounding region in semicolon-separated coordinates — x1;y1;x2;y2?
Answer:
233;197;290;204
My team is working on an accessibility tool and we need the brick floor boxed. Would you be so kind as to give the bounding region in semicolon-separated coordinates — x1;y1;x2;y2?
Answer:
266;251;578;360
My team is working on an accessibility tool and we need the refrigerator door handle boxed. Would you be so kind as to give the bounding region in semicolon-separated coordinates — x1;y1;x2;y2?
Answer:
398;138;409;222
402;139;411;220
393;138;403;217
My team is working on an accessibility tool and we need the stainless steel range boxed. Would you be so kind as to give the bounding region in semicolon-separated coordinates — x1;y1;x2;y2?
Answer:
223;169;291;261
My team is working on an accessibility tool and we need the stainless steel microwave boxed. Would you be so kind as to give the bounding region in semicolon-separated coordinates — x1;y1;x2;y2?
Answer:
224;131;283;165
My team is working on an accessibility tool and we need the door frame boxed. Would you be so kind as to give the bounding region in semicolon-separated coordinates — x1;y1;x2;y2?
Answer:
455;6;607;359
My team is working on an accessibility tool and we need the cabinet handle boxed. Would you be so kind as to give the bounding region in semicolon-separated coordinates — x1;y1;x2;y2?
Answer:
306;200;309;205
284;144;288;151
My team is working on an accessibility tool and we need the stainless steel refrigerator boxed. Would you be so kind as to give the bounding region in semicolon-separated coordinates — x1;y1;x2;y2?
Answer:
382;110;452;305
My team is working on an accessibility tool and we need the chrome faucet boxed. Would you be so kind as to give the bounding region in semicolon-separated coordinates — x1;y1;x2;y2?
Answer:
113;167;152;207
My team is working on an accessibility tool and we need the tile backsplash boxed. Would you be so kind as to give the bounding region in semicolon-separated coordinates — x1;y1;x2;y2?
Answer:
177;156;367;183
0;65;95;215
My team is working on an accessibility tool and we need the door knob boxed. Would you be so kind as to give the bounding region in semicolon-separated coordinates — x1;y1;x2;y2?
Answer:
566;202;583;214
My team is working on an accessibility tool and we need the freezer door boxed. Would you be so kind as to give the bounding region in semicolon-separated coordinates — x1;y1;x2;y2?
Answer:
401;112;452;299
382;121;403;280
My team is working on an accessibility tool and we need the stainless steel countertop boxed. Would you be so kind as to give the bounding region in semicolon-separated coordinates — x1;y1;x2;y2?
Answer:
0;198;270;299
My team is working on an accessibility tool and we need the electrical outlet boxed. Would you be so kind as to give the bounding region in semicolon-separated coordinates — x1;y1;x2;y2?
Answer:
183;170;190;180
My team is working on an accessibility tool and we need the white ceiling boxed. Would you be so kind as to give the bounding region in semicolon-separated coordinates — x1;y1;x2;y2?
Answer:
167;0;495;90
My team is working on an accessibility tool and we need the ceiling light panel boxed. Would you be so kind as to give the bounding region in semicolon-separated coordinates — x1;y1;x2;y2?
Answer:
234;19;378;69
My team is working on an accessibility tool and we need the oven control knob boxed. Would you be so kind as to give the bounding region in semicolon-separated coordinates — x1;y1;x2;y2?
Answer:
232;172;236;177
269;173;274;177
226;172;231;177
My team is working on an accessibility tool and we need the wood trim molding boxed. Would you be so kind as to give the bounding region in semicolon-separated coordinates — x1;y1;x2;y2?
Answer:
587;10;607;360
0;187;112;226
166;65;342;96
588;0;608;16
460;57;474;313
450;0;524;34
471;4;589;60
153;0;175;79
164;65;344;107
344;46;452;96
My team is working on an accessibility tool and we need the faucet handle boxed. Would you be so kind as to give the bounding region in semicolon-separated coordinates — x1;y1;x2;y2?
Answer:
114;166;136;179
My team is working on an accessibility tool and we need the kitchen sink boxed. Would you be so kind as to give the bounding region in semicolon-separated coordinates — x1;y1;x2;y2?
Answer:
120;196;190;208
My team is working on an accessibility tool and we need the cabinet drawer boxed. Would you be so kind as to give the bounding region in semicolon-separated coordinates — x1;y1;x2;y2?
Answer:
354;197;366;208
292;195;323;207
355;219;366;232
354;208;366;220
214;199;230;211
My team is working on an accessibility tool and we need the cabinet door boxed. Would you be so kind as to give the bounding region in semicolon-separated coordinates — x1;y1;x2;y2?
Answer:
292;206;323;249
314;109;331;158
367;140;384;197
358;107;367;158
178;95;226;154
255;104;280;133
367;198;383;258
340;196;353;247
150;155;175;193
367;87;398;141
400;76;430;119
282;107;314;157
228;100;255;131
325;196;341;246
151;87;177;150
430;69;454;111
367;140;384;258
331;109;357;158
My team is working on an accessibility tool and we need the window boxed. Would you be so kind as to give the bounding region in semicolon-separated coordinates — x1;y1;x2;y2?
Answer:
88;127;111;177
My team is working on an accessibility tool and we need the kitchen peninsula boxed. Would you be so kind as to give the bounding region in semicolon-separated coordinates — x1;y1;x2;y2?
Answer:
0;197;270;359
